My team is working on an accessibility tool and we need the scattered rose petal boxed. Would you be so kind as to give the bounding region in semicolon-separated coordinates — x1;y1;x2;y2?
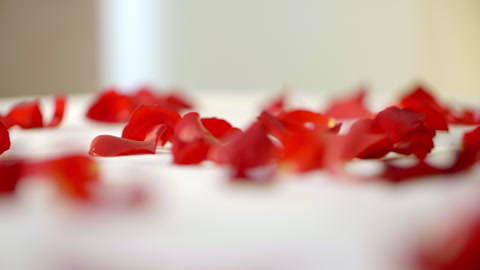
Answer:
171;112;216;165
3;100;43;129
86;88;133;123
27;155;100;201
0;122;10;155
215;122;276;180
324;88;370;119
0;160;23;194
46;95;67;127
89;135;157;157
86;87;193;123
122;105;181;145
418;214;480;270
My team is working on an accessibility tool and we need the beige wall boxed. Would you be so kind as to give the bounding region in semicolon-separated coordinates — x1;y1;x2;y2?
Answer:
0;0;98;98
0;1;479;98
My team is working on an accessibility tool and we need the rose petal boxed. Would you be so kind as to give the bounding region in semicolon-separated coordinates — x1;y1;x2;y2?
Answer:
89;135;157;157
200;117;239;140
27;155;100;201
4;100;43;129
122;105;181;145
278;109;333;133
46;95;67;127
398;86;449;131
86;88;133;123
215;122;275;179
0;122;10;155
375;107;435;159
324;88;370;119
0;160;23;194
171;112;215;165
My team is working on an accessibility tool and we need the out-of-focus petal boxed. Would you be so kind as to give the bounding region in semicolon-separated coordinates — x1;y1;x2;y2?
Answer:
200;117;240;140
46;95;67;127
278;109;333;133
122;105;181;145
4;100;43;129
0;160;23;194
0;122;10;155
398;86;449;131
86;89;133;123
215;122;275;180
171;112;215;165
89;135;157;157
28;155;100;201
324;88;370;119
375;107;435;159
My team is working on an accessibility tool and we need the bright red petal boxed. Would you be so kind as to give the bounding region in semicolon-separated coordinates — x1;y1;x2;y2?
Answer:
29;155;100;201
324;88;370;119
0;122;10;155
280;130;326;172
4;100;43;129
89;135;157;157
86;89;133;123
200;117;239;140
46;95;67;127
121;105;181;145
278;109;333;133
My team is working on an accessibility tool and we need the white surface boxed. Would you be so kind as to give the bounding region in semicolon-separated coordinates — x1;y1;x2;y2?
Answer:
0;92;480;270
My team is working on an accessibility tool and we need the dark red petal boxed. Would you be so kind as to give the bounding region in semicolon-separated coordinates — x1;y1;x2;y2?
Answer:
89;135;157;157
399;86;449;131
27;155;100;201
200;117;238;140
86;89;133;123
324;88;370;119
121;105;181;145
46;95;67;127
4;100;43;129
375;107;435;158
278;109;333;133
0;122;10;155
348;119;391;159
418;215;480;270
0;160;23;194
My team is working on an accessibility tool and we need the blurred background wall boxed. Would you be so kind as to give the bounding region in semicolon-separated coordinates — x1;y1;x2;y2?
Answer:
0;0;479;98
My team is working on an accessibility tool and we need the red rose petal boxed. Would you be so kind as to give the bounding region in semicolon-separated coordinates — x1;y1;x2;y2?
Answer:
380;127;480;182
46;95;67;127
280;129;326;172
375;107;435;159
398;86;449;131
324;88;370;119
215;122;275;179
86;89;133;123
419;216;480;270
0;160;23;194
122;105;181;145
28;155;100;201
0;122;10;155
278;109;333;133
4;100;43;129
263;93;286;115
89;135;157;157
171;112;215;165
200;117;239;140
